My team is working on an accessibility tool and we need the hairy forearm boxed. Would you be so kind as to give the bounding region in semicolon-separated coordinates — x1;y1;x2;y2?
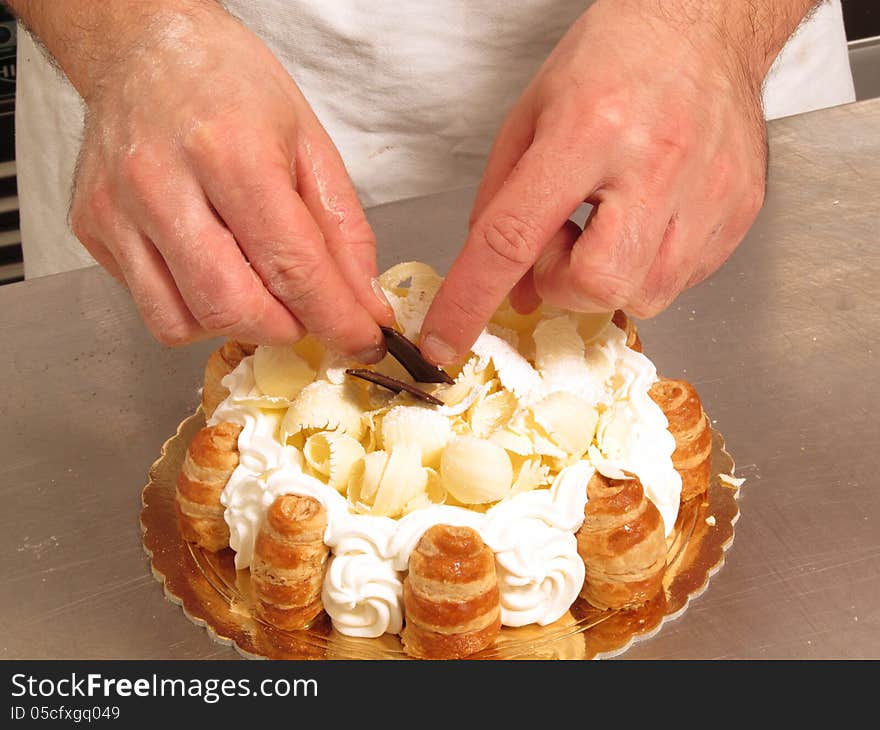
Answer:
4;0;222;100
640;0;821;86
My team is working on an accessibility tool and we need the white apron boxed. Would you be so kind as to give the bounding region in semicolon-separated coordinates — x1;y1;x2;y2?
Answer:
15;0;856;279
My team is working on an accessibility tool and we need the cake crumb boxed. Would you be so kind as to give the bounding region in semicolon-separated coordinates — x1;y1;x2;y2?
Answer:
705;515;716;526
719;473;746;488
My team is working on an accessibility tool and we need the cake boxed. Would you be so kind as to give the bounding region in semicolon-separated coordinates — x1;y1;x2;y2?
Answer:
175;261;711;659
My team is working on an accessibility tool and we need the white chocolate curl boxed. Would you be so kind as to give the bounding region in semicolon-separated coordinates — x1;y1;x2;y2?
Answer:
281;381;365;441
380;405;452;467
441;436;514;504
303;430;365;492
253;344;316;401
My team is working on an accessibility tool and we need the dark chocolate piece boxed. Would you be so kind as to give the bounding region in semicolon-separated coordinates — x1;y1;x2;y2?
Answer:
380;326;454;384
345;368;445;406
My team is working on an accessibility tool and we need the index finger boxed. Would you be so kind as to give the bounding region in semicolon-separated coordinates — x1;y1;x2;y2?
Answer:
419;140;597;365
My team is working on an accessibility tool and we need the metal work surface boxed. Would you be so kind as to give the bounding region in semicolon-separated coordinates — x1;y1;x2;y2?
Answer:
1;99;878;660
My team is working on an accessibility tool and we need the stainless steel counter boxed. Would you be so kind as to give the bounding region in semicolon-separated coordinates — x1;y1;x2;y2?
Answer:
2;98;878;660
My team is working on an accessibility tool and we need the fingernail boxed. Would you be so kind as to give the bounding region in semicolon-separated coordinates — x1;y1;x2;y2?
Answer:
420;333;458;366
371;277;394;314
354;342;387;365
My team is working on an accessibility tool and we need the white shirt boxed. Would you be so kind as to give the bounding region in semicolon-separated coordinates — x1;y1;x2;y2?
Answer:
15;0;856;279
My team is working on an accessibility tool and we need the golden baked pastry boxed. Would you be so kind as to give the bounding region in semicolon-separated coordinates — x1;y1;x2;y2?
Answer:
576;472;668;611
649;377;712;501
612;309;642;352
175;421;242;552
401;524;501;659
202;340;256;419
251;494;329;631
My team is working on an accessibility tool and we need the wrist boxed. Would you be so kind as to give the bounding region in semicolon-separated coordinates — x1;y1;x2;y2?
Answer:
602;0;818;93
6;0;227;102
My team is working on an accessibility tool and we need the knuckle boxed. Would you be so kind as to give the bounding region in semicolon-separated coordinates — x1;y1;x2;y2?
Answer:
181;113;259;173
340;237;377;263
480;213;542;268
76;185;116;236
120;142;162;191
640;120;694;182
194;299;247;334
180;116;234;161
153;324;194;347
262;250;327;306
573;268;634;311
185;261;260;335
651;130;690;167
190;275;256;335
144;306;198;346
589;94;629;137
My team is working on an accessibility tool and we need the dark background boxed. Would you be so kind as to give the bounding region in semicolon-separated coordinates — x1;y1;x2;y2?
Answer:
842;0;880;39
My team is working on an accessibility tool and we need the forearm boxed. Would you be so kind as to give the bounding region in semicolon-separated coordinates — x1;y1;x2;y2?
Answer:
637;0;821;87
4;0;222;100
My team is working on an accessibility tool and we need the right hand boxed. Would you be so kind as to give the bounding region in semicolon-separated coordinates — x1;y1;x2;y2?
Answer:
69;4;393;360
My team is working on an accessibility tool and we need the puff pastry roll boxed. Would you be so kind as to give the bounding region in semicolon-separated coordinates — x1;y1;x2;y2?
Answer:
402;524;501;659
612;310;642;353
577;473;667;611
251;494;329;631
649;377;711;501
202;340;256;418
176;422;242;551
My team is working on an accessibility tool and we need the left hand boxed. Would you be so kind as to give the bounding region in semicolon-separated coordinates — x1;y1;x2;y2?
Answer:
419;0;769;365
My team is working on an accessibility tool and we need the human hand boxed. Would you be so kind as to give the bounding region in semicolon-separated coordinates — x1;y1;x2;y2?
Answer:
66;3;392;358
420;0;779;365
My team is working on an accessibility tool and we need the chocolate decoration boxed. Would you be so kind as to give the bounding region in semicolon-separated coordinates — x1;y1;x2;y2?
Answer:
345;368;445;406
380;327;455;384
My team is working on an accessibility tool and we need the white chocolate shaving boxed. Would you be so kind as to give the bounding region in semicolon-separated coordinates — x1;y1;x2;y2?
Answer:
303;430;366;492
440;436;514;504
378;260;442;294
434;356;494;410
372;444;428;517
489;428;534;456
489;300;543;361
531;392;599;459
380;405;452;467
282;381;366;441
378;261;443;339
510;457;551;495
253;344;317;400
468;389;518;438
471;331;541;398
534;315;584;373
350;445;429;518
349;450;388;508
